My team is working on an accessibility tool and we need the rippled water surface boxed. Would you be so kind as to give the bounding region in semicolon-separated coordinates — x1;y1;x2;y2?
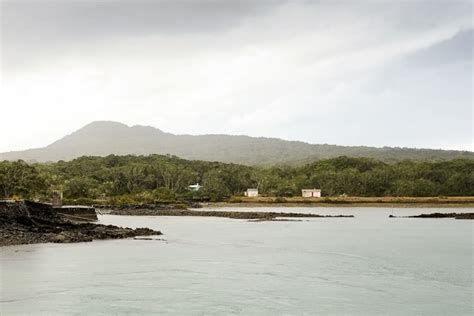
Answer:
1;207;473;315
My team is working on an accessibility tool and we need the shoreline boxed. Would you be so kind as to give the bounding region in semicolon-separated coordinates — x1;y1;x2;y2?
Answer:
389;213;474;220
108;208;354;219
207;202;474;208
0;201;161;247
73;196;474;209
207;196;474;208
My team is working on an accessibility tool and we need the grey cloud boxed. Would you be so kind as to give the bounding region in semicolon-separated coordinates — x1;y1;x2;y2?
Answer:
365;28;473;94
2;0;471;67
259;25;473;149
0;0;472;151
1;0;281;69
406;29;473;67
1;0;277;37
337;29;473;148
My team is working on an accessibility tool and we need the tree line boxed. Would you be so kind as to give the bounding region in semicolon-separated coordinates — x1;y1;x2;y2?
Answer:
0;155;472;203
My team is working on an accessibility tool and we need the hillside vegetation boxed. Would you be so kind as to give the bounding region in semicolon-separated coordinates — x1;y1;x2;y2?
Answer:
0;155;472;203
0;121;472;165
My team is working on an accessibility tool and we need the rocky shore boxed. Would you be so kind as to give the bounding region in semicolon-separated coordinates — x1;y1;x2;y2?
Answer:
108;207;354;220
96;203;190;214
389;213;474;220
0;201;161;247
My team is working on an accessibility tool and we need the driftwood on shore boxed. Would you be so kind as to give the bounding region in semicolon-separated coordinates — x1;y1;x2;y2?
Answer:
0;201;161;247
389;213;474;220
109;208;354;220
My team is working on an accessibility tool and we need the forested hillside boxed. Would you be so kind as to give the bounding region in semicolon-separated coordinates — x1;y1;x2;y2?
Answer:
1;155;472;202
1;121;472;165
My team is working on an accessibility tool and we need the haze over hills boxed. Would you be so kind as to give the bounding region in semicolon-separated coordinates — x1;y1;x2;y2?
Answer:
0;121;472;165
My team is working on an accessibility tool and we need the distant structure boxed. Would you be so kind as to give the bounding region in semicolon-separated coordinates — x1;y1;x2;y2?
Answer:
188;183;202;191
244;188;259;197
302;189;321;198
51;190;63;207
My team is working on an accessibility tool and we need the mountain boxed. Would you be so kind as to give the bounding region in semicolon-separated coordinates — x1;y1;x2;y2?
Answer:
1;121;472;165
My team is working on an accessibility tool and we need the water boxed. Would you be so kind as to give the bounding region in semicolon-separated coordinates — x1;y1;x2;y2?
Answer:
1;207;473;315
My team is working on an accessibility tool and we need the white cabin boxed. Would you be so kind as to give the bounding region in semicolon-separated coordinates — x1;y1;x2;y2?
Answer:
302;189;321;198
244;188;259;197
188;183;202;191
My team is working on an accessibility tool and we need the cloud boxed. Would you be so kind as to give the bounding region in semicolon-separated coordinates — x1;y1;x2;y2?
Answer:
0;0;472;152
1;0;279;70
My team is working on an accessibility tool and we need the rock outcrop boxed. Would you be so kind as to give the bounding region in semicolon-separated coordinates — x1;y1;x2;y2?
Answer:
108;207;354;220
0;201;161;247
389;212;474;220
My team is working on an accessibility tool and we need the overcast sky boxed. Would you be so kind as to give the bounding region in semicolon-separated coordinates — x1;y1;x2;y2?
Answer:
0;0;472;152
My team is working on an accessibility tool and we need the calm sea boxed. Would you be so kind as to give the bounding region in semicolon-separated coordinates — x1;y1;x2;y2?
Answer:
1;207;473;315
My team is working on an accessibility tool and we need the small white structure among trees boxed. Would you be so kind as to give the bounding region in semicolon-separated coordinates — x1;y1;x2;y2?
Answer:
188;183;202;191
302;189;321;198
244;188;259;197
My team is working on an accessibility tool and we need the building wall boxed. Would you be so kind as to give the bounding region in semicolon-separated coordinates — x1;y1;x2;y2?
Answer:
302;190;321;198
245;189;259;197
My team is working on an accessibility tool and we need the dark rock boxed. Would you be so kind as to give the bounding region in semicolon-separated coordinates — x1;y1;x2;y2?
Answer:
108;207;354;220
0;201;162;247
389;212;474;220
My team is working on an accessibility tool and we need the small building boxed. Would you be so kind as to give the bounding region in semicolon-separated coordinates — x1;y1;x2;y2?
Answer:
188;183;202;191
244;188;259;197
302;189;321;198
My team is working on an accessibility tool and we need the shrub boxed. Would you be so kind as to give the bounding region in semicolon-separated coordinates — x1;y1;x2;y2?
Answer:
229;196;243;203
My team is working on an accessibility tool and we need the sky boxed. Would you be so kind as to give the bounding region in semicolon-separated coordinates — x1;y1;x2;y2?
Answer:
0;0;472;153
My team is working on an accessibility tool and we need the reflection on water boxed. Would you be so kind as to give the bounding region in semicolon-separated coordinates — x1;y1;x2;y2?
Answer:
1;207;473;315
